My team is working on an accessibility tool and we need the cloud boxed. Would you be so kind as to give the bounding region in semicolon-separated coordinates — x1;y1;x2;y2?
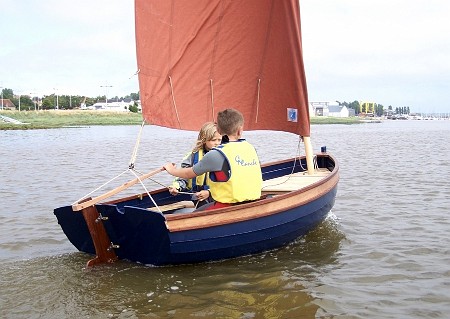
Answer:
2;0;449;113
1;0;137;97
301;0;450;112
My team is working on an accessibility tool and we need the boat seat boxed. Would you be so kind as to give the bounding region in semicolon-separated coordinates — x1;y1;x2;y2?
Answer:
147;200;195;213
261;169;331;193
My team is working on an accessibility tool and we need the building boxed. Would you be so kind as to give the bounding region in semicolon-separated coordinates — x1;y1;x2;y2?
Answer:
309;101;351;117
309;101;331;116
0;99;16;110
328;105;350;118
82;98;136;112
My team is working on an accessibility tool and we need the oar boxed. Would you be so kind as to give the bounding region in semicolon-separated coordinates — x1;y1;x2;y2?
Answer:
72;167;165;211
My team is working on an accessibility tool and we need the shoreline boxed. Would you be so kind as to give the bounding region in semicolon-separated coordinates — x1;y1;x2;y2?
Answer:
1;110;365;130
0;110;143;130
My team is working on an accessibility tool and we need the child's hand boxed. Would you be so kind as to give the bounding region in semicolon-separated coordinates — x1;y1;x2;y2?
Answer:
163;162;176;173
168;187;179;196
195;190;210;201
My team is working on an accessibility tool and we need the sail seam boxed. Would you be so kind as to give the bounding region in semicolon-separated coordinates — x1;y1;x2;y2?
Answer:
168;76;182;128
254;0;275;124
210;79;215;120
255;79;261;123
208;0;224;120
168;0;174;74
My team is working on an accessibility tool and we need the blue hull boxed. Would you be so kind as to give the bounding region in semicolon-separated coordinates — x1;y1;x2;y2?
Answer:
54;155;338;266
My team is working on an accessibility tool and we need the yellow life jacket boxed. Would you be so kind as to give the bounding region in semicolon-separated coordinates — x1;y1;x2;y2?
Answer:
209;140;262;203
186;149;208;191
172;148;209;192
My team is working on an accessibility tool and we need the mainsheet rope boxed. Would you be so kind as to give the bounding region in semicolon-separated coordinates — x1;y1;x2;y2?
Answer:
260;136;318;191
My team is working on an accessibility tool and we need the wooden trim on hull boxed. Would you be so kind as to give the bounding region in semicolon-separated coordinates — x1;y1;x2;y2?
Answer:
166;169;339;232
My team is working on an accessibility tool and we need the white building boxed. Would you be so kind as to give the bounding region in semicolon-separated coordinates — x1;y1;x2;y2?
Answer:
309;101;349;117
328;105;350;118
83;101;134;112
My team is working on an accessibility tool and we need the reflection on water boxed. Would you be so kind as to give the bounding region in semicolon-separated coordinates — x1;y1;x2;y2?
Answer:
1;216;343;318
1;120;450;318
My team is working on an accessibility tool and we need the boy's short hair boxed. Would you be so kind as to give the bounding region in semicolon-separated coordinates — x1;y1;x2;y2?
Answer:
217;108;244;136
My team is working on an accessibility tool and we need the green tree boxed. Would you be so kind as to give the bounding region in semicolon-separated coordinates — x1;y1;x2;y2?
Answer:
86;97;96;106
129;103;139;113
19;96;35;110
375;104;384;117
348;100;360;115
1;88;14;100
8;94;34;110
130;92;140;101
41;95;55;109
70;96;83;109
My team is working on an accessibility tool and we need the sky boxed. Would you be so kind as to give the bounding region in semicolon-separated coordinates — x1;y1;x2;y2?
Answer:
1;0;449;113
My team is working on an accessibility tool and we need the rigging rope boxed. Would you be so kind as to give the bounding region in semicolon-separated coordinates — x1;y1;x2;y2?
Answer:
129;68;140;79
129;120;146;169
72;169;129;206
129;169;161;213
73;121;167;212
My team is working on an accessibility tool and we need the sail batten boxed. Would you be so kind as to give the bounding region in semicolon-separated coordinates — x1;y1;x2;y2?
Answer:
135;0;310;136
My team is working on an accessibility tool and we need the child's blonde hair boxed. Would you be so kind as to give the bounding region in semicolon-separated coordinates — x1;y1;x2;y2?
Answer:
192;122;219;153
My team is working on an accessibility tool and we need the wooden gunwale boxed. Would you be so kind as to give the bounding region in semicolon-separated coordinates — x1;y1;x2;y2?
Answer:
165;165;339;232
102;156;313;205
100;154;339;233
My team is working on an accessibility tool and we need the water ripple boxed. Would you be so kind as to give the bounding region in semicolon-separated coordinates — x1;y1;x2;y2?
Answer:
1;121;450;318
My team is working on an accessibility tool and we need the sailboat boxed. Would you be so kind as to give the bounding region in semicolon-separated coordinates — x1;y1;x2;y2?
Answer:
54;0;339;267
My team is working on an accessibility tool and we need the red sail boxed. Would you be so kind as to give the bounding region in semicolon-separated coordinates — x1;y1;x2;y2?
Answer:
135;0;310;137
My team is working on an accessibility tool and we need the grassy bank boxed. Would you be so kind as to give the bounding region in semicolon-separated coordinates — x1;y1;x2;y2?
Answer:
310;116;362;125
0;110;143;130
1;109;362;130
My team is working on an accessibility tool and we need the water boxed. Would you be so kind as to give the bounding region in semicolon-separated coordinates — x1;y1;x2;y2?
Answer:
1;120;449;318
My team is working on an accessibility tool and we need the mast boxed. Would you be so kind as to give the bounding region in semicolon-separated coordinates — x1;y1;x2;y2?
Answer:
303;137;315;175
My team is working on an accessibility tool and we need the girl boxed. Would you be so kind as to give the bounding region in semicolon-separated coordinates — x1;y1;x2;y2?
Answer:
169;122;222;205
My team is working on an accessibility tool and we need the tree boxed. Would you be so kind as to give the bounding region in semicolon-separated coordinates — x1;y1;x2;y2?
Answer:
129;102;139;113
348;100;360;114
86;97;96;106
8;95;34;110
1;88;14;100
0;90;141;110
375;104;384;117
130;92;140;101
41;96;54;109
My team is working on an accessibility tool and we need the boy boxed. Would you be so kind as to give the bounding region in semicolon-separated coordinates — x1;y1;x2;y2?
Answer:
164;108;262;210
